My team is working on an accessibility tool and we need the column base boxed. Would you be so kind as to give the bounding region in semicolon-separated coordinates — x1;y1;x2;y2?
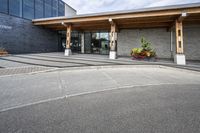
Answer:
109;51;117;59
174;54;186;65
64;49;72;56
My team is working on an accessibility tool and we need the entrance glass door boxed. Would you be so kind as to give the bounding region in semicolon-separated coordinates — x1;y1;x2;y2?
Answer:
71;32;81;53
91;32;101;54
58;31;81;53
100;32;109;55
91;32;109;55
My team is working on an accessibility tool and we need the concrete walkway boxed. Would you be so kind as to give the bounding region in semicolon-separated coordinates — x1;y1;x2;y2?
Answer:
0;52;200;76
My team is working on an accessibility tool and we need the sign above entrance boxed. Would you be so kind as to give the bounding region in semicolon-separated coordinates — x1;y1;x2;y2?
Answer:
0;25;12;31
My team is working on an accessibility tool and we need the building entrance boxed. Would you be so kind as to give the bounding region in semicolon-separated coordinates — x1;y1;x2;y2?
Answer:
58;31;110;55
84;32;110;55
58;31;81;53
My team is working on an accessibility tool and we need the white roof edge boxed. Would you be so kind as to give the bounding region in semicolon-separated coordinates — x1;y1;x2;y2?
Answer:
33;2;200;22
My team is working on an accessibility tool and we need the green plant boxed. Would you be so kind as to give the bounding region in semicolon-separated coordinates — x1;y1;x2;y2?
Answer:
131;37;156;58
131;48;142;56
141;37;152;51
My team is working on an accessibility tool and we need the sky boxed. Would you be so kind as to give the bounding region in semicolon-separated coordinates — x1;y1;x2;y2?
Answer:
63;0;200;14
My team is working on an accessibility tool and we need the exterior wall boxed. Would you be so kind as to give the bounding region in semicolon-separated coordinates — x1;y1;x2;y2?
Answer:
0;13;58;54
118;26;200;61
118;28;171;59
183;25;200;61
65;4;77;17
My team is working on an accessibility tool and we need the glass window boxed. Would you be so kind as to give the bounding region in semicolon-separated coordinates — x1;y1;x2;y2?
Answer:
35;0;44;19
44;0;52;18
9;0;23;17
23;0;34;19
58;0;65;16
0;0;8;14
52;0;58;17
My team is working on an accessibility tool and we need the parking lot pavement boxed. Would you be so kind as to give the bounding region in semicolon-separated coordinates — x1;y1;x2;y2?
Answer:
0;66;200;112
0;84;200;133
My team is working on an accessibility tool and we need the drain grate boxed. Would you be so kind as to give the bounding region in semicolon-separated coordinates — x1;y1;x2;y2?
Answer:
0;66;55;76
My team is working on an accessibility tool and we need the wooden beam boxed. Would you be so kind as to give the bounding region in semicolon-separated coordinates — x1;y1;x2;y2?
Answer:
178;12;188;22
168;12;188;32
33;8;200;26
175;20;184;54
119;22;170;28
66;25;72;49
109;18;114;25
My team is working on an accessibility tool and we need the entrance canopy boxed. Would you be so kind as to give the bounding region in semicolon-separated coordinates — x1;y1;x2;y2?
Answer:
32;3;200;31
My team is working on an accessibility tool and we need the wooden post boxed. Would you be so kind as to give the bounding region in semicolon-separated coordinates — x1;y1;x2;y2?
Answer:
65;24;72;56
109;22;118;59
175;20;184;54
174;19;186;65
66;25;72;49
110;23;117;51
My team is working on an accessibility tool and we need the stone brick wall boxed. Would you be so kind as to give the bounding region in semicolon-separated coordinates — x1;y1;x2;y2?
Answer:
0;13;59;54
118;28;171;59
183;25;200;61
118;26;200;61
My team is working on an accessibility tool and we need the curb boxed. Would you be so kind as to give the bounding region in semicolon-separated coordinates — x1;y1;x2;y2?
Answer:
0;64;199;78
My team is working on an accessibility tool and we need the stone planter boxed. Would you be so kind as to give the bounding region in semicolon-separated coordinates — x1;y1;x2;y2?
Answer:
0;51;8;56
132;55;157;62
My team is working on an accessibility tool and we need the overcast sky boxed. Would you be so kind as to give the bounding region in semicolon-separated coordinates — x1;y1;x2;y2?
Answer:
63;0;200;14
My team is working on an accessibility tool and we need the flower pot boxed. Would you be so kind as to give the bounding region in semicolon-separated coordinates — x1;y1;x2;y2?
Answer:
0;51;8;56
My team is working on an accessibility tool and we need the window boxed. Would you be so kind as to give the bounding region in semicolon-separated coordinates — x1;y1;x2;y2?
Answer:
44;0;52;18
58;0;65;16
35;0;44;19
23;0;34;19
52;0;58;17
9;0;23;17
0;0;8;14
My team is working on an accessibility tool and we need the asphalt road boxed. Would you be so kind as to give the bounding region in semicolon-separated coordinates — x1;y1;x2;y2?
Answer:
0;66;200;133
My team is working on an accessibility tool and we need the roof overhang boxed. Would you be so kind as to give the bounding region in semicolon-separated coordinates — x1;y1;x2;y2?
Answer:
32;3;200;31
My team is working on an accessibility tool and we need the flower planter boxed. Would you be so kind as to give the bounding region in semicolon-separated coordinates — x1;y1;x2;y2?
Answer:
0;51;8;56
132;55;157;62
132;55;146;60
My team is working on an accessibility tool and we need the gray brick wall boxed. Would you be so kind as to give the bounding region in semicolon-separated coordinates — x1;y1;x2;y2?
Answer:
118;28;171;59
118;27;200;61
0;13;59;54
183;25;200;61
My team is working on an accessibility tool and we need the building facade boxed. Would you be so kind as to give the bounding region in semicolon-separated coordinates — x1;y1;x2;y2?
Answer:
0;1;200;65
0;0;76;54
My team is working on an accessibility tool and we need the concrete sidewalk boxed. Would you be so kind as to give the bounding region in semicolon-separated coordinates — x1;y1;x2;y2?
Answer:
0;52;200;76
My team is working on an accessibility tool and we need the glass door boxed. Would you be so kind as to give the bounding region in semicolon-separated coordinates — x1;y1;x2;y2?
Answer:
91;32;101;54
100;32;109;55
71;32;81;53
90;32;110;55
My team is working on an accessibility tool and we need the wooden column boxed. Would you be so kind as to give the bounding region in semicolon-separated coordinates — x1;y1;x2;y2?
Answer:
175;20;184;54
66;25;72;49
110;23;117;51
